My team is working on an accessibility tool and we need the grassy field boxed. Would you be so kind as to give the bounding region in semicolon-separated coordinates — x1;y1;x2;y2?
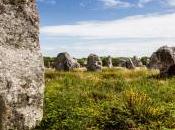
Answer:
36;68;175;130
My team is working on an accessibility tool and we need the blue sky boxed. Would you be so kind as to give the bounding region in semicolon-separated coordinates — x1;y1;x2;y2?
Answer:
37;0;175;58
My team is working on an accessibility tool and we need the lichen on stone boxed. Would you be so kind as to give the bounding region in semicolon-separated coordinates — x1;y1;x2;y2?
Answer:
1;0;35;5
0;0;44;129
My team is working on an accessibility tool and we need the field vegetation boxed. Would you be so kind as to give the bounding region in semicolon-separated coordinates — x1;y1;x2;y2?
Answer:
36;68;175;130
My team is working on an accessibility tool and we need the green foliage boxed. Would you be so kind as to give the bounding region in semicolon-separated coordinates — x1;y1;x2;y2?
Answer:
100;57;109;66
111;57;120;66
112;57;129;67
35;68;175;130
141;56;150;65
77;58;87;67
43;57;56;68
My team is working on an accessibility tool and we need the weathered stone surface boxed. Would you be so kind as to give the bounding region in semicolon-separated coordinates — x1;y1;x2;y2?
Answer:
0;0;45;129
54;52;80;71
125;58;135;69
132;56;143;67
107;56;113;68
149;46;175;76
86;54;102;71
167;64;175;76
118;58;135;69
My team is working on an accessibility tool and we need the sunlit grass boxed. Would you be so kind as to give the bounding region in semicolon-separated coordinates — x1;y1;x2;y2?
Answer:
36;68;175;130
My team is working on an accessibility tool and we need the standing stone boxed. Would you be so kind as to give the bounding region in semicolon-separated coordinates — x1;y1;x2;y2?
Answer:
107;56;113;68
132;56;143;67
54;52;80;71
125;58;135;69
0;0;44;130
149;46;175;76
86;54;102;71
118;58;135;69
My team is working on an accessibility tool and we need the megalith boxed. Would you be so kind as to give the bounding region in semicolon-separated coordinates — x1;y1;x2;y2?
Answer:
132;56;143;67
149;46;175;76
125;58;135;69
118;58;135;69
86;54;102;71
54;52;80;71
0;0;45;129
107;56;113;68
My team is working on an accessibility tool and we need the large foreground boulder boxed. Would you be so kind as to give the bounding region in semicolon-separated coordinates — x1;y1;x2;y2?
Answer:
149;46;175;76
54;52;80;71
0;0;45;129
86;54;102;71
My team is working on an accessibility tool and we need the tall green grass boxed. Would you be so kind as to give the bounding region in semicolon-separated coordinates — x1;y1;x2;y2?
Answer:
35;68;175;130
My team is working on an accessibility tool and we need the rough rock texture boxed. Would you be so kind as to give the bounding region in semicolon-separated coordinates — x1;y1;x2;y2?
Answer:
0;0;45;130
167;64;175;76
54;52;80;71
149;46;175;76
132;56;143;67
86;54;102;71
118;58;135;69
125;58;135;69
107;56;113;68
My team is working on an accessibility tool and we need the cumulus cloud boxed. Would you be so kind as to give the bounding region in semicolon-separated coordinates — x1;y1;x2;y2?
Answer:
166;0;175;7
39;0;175;57
41;37;175;57
98;0;132;8
98;0;175;9
138;0;154;7
41;13;175;39
137;0;175;8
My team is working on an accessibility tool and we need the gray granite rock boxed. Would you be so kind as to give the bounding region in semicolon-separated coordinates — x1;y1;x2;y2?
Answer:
149;46;175;76
132;56;143;67
86;54;102;71
126;58;135;69
118;58;135;69
54;52;80;71
107;56;113;68
0;0;45;129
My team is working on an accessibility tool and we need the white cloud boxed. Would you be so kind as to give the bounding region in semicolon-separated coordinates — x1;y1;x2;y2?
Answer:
98;0;175;9
41;38;175;57
41;13;175;39
41;12;175;57
138;0;154;7
98;0;132;8
166;0;175;7
137;0;175;8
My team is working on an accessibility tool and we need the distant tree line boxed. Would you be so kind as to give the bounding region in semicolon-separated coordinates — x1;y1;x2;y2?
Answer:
44;57;56;68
